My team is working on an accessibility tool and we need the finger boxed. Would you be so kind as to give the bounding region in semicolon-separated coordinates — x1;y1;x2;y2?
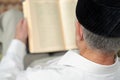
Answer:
16;19;24;32
17;19;24;26
23;18;27;26
16;19;22;32
22;19;28;31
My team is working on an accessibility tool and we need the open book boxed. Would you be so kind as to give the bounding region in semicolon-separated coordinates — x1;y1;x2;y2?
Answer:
23;0;78;53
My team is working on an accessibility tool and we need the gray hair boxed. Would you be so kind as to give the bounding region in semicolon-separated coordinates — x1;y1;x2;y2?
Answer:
82;27;120;53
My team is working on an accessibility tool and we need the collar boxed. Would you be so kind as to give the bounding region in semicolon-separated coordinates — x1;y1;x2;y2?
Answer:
58;50;120;74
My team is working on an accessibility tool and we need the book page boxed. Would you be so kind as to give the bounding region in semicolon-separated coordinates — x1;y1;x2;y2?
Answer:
59;0;77;49
23;0;65;53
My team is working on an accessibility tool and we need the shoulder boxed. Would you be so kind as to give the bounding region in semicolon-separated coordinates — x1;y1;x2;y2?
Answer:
24;50;82;80
117;58;120;72
24;63;82;80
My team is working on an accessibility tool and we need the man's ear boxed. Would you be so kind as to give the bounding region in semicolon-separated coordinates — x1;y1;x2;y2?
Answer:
76;21;83;41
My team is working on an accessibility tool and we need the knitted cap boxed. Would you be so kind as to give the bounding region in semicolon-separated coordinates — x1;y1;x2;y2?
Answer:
76;0;120;37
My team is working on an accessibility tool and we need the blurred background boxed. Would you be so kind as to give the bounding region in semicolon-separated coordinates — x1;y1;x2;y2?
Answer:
0;0;23;60
0;0;22;14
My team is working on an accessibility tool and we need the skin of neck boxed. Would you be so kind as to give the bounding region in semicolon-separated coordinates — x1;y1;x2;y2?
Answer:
79;41;115;65
76;22;116;65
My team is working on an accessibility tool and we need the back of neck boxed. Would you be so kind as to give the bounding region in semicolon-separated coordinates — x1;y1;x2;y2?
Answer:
80;47;115;65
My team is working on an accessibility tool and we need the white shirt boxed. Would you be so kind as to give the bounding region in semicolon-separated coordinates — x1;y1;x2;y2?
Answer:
0;39;120;80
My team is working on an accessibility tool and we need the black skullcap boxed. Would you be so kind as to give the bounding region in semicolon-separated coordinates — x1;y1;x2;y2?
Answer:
76;0;120;37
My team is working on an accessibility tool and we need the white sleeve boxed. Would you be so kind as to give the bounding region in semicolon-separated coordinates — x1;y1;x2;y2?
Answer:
0;39;27;80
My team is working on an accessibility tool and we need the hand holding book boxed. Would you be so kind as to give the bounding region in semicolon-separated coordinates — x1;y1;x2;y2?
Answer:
15;19;28;44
